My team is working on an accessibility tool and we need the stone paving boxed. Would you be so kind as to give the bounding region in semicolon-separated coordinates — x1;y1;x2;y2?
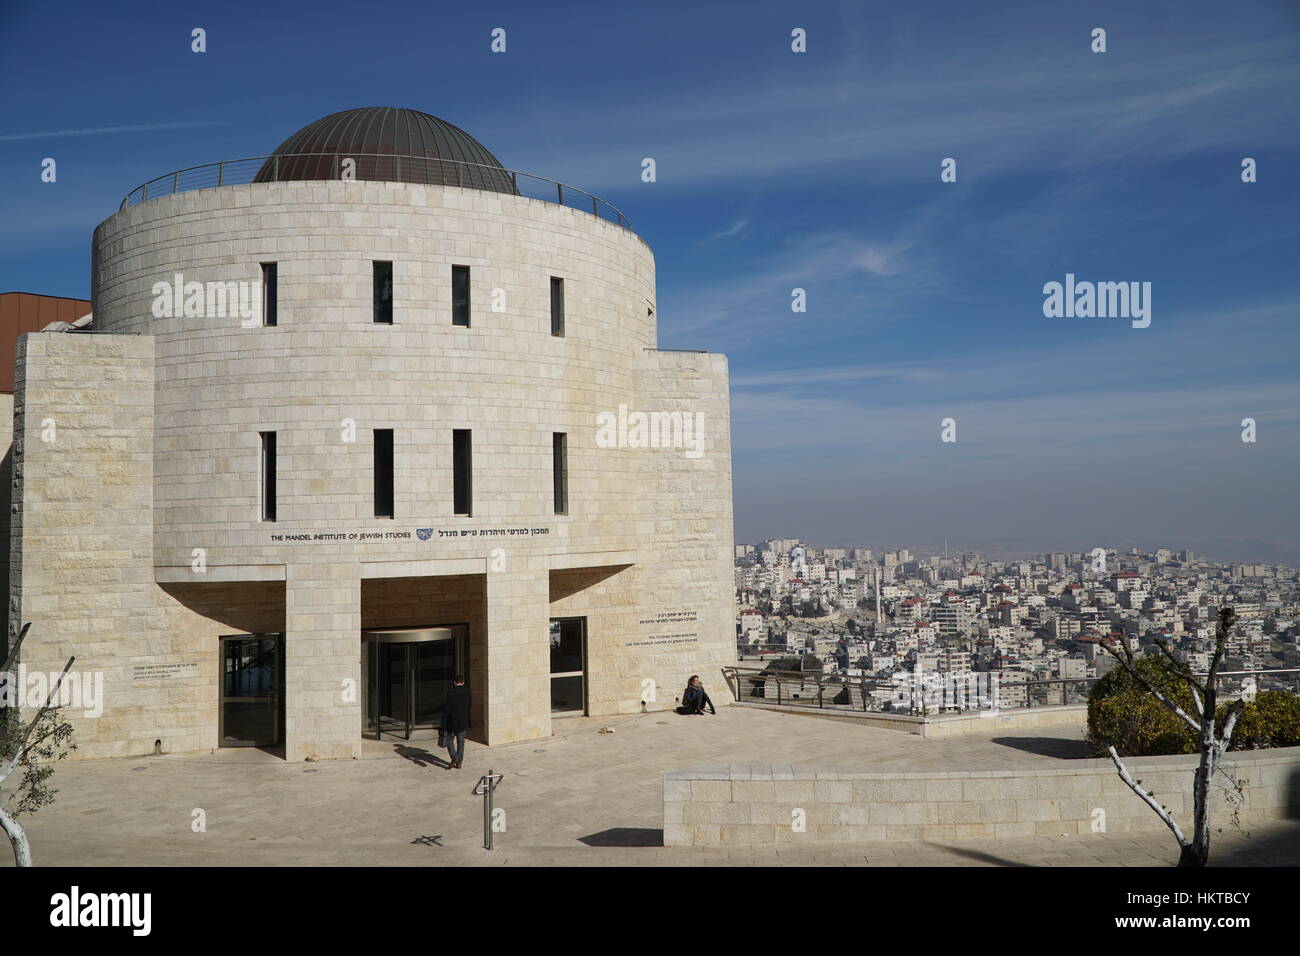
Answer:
7;705;1299;866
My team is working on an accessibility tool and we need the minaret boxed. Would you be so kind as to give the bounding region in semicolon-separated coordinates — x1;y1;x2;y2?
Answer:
874;561;883;626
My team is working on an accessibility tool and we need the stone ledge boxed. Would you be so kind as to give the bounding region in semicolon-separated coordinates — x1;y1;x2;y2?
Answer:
663;745;1300;845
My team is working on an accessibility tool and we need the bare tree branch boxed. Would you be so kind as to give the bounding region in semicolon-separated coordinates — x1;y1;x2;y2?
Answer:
1153;636;1205;695
0;622;31;676
13;656;74;760
1099;635;1201;731
1107;745;1188;848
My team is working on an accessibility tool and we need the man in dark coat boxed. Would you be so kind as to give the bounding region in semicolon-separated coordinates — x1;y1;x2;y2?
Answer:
442;675;471;769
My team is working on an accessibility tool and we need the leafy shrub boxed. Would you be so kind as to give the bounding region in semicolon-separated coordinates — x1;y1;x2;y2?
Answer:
1226;691;1300;750
1086;657;1198;757
1088;658;1300;756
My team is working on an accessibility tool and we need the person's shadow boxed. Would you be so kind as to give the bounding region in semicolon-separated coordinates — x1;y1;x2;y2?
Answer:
394;744;450;769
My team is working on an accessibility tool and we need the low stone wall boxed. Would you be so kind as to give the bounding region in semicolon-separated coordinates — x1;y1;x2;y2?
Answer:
733;701;1088;737
663;746;1300;845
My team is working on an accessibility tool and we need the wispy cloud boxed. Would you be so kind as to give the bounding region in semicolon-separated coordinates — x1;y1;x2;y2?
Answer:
732;361;944;388
711;218;750;240
0;120;230;143
663;230;915;336
501;35;1299;191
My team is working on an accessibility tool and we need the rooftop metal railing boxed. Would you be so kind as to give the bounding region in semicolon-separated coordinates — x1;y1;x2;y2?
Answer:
119;151;633;231
720;665;1300;719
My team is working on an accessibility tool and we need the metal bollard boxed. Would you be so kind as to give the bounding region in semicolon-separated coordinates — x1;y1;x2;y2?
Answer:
473;769;504;850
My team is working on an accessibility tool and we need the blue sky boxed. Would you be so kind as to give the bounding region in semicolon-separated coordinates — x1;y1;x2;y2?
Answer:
2;0;1298;563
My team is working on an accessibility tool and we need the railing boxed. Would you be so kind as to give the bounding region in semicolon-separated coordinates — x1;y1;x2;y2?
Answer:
1213;668;1300;697
721;666;917;715
119;151;633;231
720;665;1300;719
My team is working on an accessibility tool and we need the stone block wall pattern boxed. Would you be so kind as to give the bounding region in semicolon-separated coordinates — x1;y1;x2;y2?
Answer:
9;177;736;759
9;333;158;758
663;746;1300;845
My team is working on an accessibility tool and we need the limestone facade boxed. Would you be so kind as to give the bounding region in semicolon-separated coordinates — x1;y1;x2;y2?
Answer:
9;179;735;761
664;746;1300;845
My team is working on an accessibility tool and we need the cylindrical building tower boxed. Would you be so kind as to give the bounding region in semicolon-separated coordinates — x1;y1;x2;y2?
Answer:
11;108;735;761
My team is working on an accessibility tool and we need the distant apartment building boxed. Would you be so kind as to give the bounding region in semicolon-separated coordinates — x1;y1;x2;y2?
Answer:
932;603;974;636
1110;570;1143;592
1058;655;1089;679
739;611;767;642
1118;588;1150;610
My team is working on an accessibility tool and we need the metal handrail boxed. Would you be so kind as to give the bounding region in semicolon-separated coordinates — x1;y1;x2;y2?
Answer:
720;664;1300;718
119;151;633;231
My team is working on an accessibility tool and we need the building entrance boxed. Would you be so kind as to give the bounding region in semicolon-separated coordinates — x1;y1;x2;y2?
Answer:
219;632;284;748
549;617;587;715
362;625;468;741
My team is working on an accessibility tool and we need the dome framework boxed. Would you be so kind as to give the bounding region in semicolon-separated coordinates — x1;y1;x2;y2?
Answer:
119;106;631;230
253;107;518;193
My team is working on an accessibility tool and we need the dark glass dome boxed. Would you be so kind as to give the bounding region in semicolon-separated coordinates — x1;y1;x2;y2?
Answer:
254;107;517;193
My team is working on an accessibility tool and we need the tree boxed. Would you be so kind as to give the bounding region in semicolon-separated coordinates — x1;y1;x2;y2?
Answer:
0;623;77;867
1098;607;1245;867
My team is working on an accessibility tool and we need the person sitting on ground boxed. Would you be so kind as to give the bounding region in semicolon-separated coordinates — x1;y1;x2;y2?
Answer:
679;674;717;715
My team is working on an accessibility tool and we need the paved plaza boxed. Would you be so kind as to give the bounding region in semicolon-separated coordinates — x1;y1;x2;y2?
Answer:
8;705;1300;866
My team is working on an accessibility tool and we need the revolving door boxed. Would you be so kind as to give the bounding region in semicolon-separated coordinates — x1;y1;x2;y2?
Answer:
362;625;468;741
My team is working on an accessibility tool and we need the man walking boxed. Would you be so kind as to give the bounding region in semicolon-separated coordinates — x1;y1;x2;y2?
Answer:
442;675;471;769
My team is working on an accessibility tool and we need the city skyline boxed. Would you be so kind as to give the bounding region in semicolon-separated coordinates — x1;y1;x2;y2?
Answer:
738;536;1291;569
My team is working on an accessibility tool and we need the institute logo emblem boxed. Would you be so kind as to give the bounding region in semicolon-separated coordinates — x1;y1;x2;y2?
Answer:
416;528;433;541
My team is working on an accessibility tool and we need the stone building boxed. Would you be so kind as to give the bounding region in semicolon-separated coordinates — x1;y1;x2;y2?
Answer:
6;107;735;761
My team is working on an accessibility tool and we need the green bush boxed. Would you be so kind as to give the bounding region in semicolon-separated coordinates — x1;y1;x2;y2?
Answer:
1088;658;1300;756
1087;657;1197;757
1226;691;1300;750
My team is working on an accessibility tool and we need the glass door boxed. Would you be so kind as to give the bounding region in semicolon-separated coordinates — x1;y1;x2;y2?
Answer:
219;633;284;747
379;642;412;739
414;639;458;728
362;626;467;741
549;617;586;715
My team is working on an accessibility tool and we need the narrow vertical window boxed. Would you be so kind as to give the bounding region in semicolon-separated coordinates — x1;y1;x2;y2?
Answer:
453;429;472;515
452;265;470;327
374;429;394;517
260;431;277;521
550;276;565;336
373;261;393;324
553;432;568;514
261;263;277;327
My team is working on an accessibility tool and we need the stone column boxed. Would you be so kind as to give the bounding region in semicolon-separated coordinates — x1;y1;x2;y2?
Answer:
284;561;361;761
484;558;551;745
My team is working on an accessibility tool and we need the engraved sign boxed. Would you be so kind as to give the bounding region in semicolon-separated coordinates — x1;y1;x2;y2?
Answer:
626;609;700;648
132;662;200;682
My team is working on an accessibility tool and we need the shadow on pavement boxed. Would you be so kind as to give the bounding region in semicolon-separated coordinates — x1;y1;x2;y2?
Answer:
393;745;450;769
578;827;664;847
991;736;1090;759
928;844;1034;867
